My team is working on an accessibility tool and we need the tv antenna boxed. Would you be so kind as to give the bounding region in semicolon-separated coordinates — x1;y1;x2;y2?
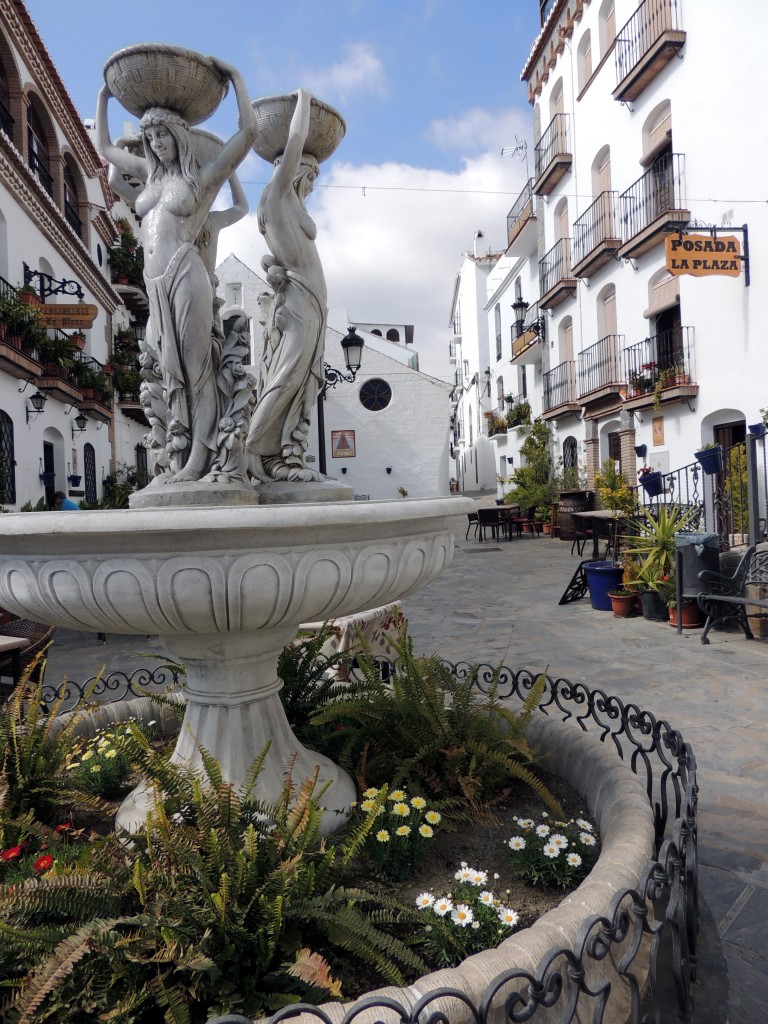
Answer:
501;136;529;181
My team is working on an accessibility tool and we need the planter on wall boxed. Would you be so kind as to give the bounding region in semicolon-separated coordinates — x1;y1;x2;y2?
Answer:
695;446;723;475
640;471;664;497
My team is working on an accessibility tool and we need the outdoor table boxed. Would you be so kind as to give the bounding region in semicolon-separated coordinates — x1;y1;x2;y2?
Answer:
570;510;625;560
0;634;30;685
496;504;521;541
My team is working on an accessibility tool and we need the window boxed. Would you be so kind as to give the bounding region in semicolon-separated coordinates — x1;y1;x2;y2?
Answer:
0;410;15;504
27;104;53;196
0;62;12;139
598;0;616;58
84;444;97;505
135;444;148;488
359;378;392;411
63;161;82;238
496;376;504;403
563;436;578;482
226;282;242;307
494;303;502;361
577;31;593;93
385;328;400;342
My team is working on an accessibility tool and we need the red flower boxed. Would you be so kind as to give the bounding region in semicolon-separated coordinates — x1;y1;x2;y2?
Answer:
33;854;54;873
54;823;73;833
1;846;23;862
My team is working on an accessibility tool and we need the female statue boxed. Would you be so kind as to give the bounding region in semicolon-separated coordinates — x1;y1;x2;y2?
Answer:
95;61;257;484
246;88;325;483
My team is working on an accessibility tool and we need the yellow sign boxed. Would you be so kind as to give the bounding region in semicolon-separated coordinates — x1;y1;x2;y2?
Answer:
665;234;741;277
35;303;98;329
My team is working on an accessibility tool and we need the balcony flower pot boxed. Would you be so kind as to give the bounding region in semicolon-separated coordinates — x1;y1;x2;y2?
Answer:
695;445;723;475
584;560;624;611
748;424;764;435
40;471;56;487
668;599;703;629
68;475;82;488
640;471;664;498
71;333;86;350
640;589;669;622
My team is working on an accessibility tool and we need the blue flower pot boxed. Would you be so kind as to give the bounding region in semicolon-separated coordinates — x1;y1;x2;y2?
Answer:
584;561;624;611
640;471;664;497
695;447;723;475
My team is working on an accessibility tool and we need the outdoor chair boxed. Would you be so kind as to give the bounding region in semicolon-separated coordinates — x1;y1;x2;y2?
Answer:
465;511;479;540
511;505;541;538
571;518;593;557
477;508;507;542
0;618;56;690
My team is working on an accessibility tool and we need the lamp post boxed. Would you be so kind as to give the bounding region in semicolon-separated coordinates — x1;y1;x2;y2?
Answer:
317;326;364;476
511;296;528;339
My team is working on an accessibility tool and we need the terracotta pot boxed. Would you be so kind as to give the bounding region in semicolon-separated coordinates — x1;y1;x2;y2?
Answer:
541;522;552;535
610;593;635;618
668;600;703;628
71;334;86;349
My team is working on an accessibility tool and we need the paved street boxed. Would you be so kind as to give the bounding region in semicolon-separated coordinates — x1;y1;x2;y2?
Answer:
41;494;767;1023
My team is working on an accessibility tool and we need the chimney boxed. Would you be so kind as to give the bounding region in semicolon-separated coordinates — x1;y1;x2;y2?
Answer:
473;230;484;257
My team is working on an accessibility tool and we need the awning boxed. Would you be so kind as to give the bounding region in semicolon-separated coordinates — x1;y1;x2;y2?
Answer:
643;275;679;318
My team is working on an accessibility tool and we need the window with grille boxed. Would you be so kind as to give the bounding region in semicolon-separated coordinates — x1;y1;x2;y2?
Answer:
84;444;97;505
0;411;16;504
359;378;392;412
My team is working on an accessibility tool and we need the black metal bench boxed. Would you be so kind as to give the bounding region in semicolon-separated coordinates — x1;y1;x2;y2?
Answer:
696;546;768;644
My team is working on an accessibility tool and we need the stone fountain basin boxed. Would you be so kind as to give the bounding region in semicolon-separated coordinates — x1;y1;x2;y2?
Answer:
0;497;473;635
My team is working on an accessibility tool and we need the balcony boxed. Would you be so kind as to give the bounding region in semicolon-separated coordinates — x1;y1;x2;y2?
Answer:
577;335;625;407
0;98;13;139
533;113;571;196
618;153;689;259
539;238;577;309
448;340;458;364
506;179;536;251
511;302;546;365
622;326;698;411
572;192;621;278
614;0;686;103
542;360;579;419
28;150;53;197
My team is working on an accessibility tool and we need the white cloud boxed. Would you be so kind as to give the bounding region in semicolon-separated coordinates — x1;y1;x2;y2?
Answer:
426;106;532;158
218;109;529;382
300;42;388;104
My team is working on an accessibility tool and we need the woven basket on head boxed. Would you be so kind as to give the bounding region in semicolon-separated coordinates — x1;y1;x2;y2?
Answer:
104;43;228;125
251;94;346;164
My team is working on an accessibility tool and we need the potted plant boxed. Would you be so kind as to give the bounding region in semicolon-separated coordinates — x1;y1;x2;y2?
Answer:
608;586;635;618
637;465;664;498
624;503;700;621
535;505;552;535
694;442;723;475
507;399;532;428
69;330;86;350
0;290;35;346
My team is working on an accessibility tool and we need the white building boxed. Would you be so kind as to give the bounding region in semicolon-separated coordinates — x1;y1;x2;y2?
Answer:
0;0;147;510
216;253;452;500
513;0;768;488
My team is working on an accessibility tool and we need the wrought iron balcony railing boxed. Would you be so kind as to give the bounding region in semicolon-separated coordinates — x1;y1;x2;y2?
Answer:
64;199;82;239
619;152;686;244
543;360;576;412
534;113;570;179
28;149;53;196
614;0;685;99
506;179;535;248
577;335;624;398
572;191;620;271
539;238;574;303
623;326;694;398
0;98;13;139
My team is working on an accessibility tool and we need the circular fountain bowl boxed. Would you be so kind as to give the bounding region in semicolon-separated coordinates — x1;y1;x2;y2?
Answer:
0;498;472;636
251;93;346;164
104;44;229;125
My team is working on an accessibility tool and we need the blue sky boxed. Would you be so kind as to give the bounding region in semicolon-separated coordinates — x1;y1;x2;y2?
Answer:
25;0;542;378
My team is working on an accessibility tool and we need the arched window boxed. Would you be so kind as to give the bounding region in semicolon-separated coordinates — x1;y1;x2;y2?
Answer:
27;103;53;196
494;303;502;360
0;60;11;138
135;444;148;488
563;436;578;486
63;159;83;238
598;0;616;58
385;328;400;342
577;30;593;93
0;410;16;504
83;443;97;505
359;378;392;412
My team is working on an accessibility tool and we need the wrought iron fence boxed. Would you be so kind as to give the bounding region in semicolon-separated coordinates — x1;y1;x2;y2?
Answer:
614;0;683;87
40;662;183;714
623;326;694;398
619;153;686;242
573;191;619;267
506;178;534;245
0;98;13;139
577;334;624;397
534;112;570;179
38;658;698;1024
633;432;768;551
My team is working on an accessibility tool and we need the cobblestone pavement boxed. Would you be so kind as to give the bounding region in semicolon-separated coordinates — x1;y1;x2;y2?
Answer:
41;494;767;1022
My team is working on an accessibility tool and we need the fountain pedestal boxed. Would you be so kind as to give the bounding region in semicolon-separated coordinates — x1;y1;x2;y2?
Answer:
0;498;473;831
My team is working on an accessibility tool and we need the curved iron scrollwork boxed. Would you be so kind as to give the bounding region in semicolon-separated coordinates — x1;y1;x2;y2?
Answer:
42;657;697;1023
41;663;182;714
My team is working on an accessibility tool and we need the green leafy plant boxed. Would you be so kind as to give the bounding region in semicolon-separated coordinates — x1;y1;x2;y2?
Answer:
506;813;599;889
0;745;426;1023
594;459;636;515
64;726;134;800
311;621;560;822
623;503;700;592
413;863;521;967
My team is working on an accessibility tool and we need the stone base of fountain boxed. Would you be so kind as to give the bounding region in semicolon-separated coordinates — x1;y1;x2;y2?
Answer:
129;480;261;509
256;478;354;504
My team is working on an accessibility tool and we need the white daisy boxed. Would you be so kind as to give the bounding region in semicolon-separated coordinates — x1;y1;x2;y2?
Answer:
579;832;596;846
575;818;593;831
454;865;472;882
375;829;390;843
536;824;550;837
567;852;583;867
498;907;520;927
479;891;495;906
415;892;434;909
410;796;427;810
550;833;568;849
517;818;534;829
451;904;474;927
507;836;526;851
470;870;488;887
433;897;453;917
425;810;441;825
396;825;411;837
419;824;434;839
543;843;559;858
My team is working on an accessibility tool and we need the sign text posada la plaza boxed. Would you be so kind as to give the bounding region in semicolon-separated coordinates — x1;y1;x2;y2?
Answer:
665;233;742;277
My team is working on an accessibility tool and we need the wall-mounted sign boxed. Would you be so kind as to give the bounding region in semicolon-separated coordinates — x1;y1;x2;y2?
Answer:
652;416;665;447
331;429;356;458
35;303;98;329
665;234;741;277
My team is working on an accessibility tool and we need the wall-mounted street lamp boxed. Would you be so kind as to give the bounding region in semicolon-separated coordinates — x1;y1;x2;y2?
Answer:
511;296;529;338
71;412;88;438
317;325;365;476
22;383;48;424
